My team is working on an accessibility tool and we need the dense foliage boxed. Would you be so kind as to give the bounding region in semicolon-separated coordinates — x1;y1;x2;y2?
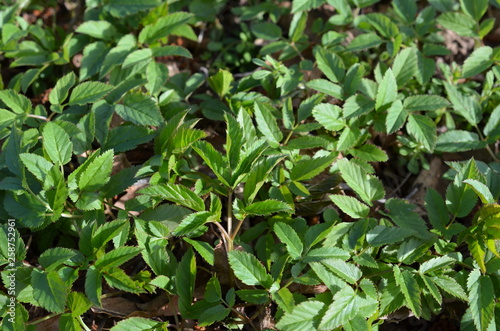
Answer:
0;0;499;330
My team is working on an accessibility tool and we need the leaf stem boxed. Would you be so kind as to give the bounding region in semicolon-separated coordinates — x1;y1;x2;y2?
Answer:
226;190;234;250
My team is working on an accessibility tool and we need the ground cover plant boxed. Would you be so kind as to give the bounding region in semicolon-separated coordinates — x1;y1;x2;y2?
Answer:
0;0;499;330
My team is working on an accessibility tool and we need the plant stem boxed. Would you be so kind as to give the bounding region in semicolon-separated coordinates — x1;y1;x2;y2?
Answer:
226;190;234;250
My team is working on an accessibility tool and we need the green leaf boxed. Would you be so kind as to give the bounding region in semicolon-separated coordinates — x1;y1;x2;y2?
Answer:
175;248;196;315
392;48;418;85
306;79;344;99
419;256;456;274
436;130;487;152
76;20;117;40
313;103;344;131
385;100;407;134
329;195;370;219
208;69;233;98
463;179;495;204
403;95;449;112
243;199;293;217
78;150;113;191
122;48;152;69
393;266;421;317
69;82;114;105
446;159;479;217
425;189;449;233
103;267;145;293
104;0;161;17
32;269;68;313
273;222;303;259
462;46;493;78
49;72;76;105
192;140;230;187
384;198;430;239
85;266;102;306
110;317;162;331
467;269;495;331
431;275;468;301
172;211;213;237
254;102;283;147
375;68;397;110
437;12;477;37
393;0;417;23
91;219;128;251
244;156;283;204
145;62;169;95
228;250;273;288
290;154;336;182
95;246;142;270
251;22;282;40
319;285;378;329
314;47;345;83
346;33;383;51
139;12;194;44
67;292;92;317
292;0;326;13
366;225;413;246
0;89;32;114
349;144;388;162
140;183;205;212
337;159;385;206
460;0;488;21
43;122;73;165
152;45;193;58
184;238;214;266
39;247;77;272
115;92;163;126
276;301;324;331
406;113;437;151
322;258;362;284
80;41;109;81
444;82;481;125
19;153;53;183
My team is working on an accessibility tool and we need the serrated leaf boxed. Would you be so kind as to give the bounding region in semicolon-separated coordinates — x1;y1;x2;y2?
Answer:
420;274;442;305
152;45;193;58
139;12;194;44
375;68;397;110
228;250;273;288
145;61;168;95
192;140;230;187
85;266;102;306
392;47;418;85
462;46;493;78
115;92;163;126
110;317;161;331
49;72;76;105
306;79;344;99
122;48;152;69
0;89;32;114
419;256;456;274
313;103;344;131
69;82;114;105
393;266;421;317
314;47;345;83
337;159;385;206
103;268;145;293
436;130;487;152
431;275;468;301
80;41;109;81
386;100;407;134
95;246;142;270
43;122;73;165
78;150;113;191
91;220;128;251
322;258;362;284
32;269;68;313
254;102;283;147
276;301;324;331
444;82;481;125
303;247;351;262
244;156;283;204
172;211;213;237
425;189;449;233
243;199;293;216
437;12;477;37
463;179;495;204
366;225;413;246
460;0;488;21
251;22;282;40
403;95;449;112
329;195;369;219
406;113;437;151
208;69;233;98
446;159;479;217
385;198;430;239
140;183;205;212
76;20;117;40
273;222;303;259
184;238;214;266
349;144;388;162
19;153;53;183
176;248;196;315
39;248;77;272
290;154;336;182
467;269;495;331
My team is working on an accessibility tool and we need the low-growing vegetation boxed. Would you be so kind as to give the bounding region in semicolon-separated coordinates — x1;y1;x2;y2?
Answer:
0;0;499;330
